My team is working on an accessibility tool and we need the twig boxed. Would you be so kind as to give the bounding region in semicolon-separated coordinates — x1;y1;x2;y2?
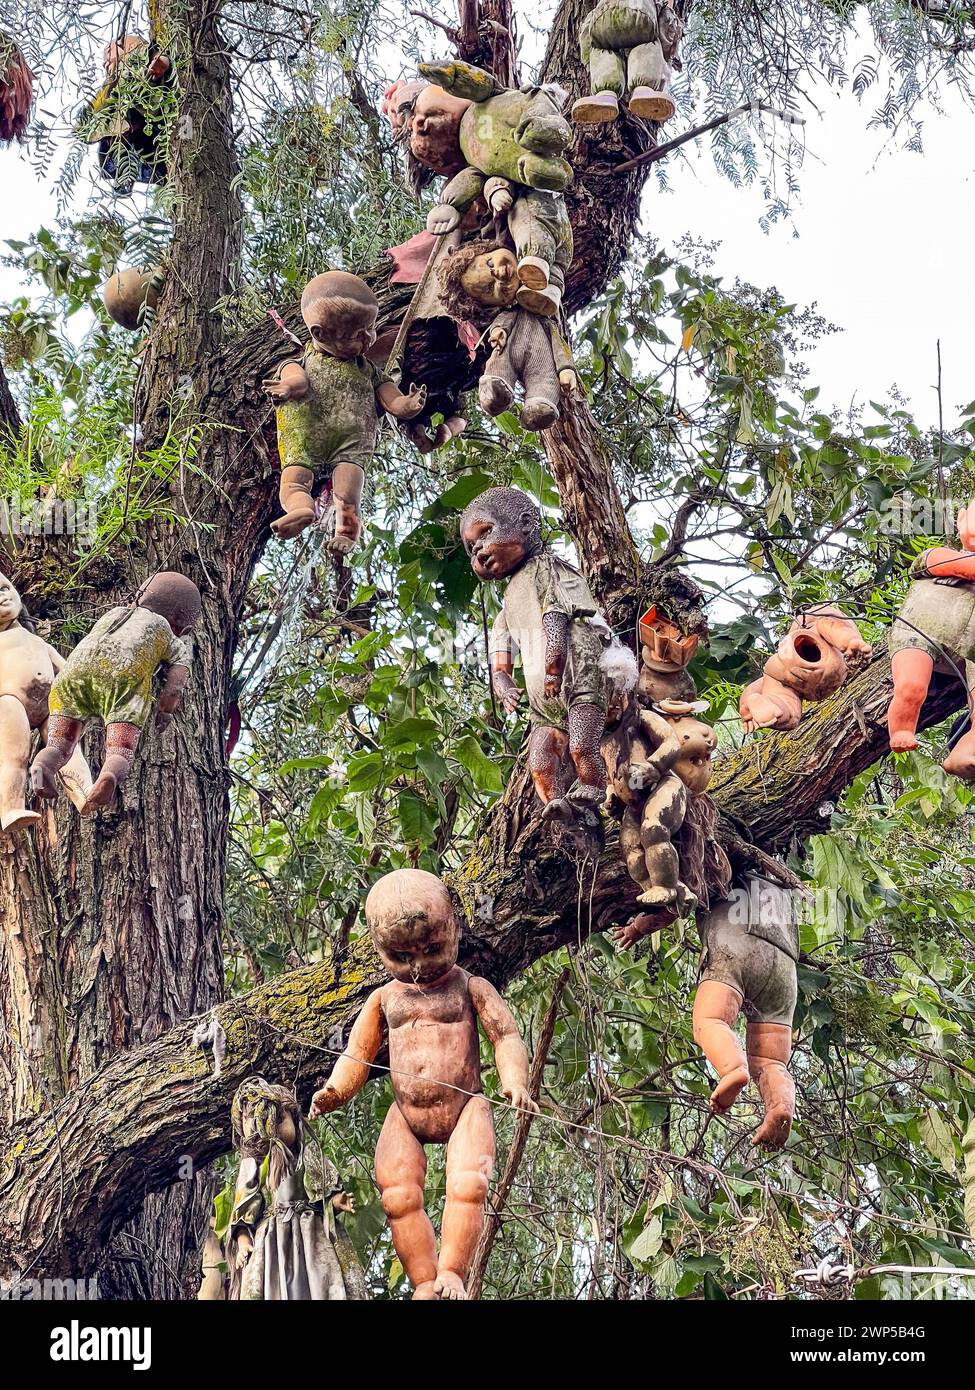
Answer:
611;102;805;176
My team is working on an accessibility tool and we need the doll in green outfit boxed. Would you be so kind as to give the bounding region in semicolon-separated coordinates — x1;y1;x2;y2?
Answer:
264;272;427;553
30;572;201;813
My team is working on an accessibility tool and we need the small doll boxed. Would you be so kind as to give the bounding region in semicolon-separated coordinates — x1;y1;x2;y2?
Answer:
79;34;174;193
310;869;536;1301
740;604;871;733
603;691;716;911
0;34;34;143
460;487;621;816
263;272;426;551
30;571;201;813
692;876;798;1149
199;1077;367;1301
572;0;680;125
0;573;92;833
888;502;975;779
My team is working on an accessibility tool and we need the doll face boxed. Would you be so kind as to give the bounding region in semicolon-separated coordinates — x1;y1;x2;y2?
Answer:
304;298;378;360
374;911;459;985
461;513;533;580
0;573;23;629
460;248;519;308
409;85;470;174
383;79;426;137
668;716;716;795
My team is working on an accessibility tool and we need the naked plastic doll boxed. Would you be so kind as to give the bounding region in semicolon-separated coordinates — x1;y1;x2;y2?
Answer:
310;868;536;1301
603;692;716;911
30;571;201;814
888;501;975;779
692;877;798;1149
0;573;92;833
263;271;426;552
740;604;871;733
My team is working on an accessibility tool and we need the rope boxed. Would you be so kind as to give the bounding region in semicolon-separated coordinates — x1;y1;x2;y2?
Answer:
796;1257;975;1291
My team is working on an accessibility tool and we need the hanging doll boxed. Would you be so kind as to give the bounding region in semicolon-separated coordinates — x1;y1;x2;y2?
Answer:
263;271;426;550
30;571;201;813
693;875;798;1149
460;487;633;818
572;0;680;125
887;503;975;778
0;34;34;143
0;573;92;833
199;1077;368;1301
101;265;163;330
310;869;536;1301
79;34;174;194
739;604;871;733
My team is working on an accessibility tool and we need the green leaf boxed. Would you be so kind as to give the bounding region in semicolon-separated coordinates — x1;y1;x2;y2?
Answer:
918;1108;956;1175
454;735;504;794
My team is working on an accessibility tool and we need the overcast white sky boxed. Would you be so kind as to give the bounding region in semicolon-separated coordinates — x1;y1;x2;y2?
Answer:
1;26;972;428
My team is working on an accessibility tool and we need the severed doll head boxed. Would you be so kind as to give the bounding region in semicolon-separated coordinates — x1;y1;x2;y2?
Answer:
460;486;543;581
365;868;460;985
408;83;470;178
0;572;24;629
300;272;379;360
138;571;202;637
437;241;519;322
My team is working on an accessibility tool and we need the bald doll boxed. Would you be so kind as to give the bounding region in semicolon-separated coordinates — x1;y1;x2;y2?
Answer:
310;869;536;1301
264;272;427;552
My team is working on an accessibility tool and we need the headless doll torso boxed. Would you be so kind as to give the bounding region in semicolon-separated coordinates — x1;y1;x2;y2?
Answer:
0;625;59;728
382;967;482;1144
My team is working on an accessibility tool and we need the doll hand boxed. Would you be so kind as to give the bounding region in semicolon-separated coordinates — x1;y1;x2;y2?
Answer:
504;1084;539;1115
500;687;521;714
332;1191;356;1215
488;326;508;352
263;375;293;402
310;1083;342;1116
544;670;564;701
604;790;626;821
487;183;513;214
399;382;427;419
559;369;581;400
628;760;661;792
427;203;461;236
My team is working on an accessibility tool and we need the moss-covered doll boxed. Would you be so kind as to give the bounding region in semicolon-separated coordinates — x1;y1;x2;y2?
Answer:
572;0;681;125
264;271;426;552
199;1077;367;1301
0;573;92;833
460;487;618;816
30;571;201;814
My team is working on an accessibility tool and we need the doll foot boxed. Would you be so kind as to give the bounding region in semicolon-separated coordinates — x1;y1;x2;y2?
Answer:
272;507;316;539
571;90;619;124
433;1269;468;1301
516;283;561;317
636;885;678;907
412;1281;440;1301
943;746;975;781
709;1066;750;1114
30;757;61;801
520;397;558;431
1;808;41;833
752;1104;793;1150
479;374;514;416
517;255;550;290
889;730;919;753
84;771;119;813
628;87;676;122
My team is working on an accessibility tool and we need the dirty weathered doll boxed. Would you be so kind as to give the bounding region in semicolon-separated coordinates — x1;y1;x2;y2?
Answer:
693;876;798;1149
0;573;92;832
740;604;871;733
461;487;613;816
30;571;201;813
573;0;680;124
264;272;426;551
888;502;975;779
603;693;716;911
310;869;535;1301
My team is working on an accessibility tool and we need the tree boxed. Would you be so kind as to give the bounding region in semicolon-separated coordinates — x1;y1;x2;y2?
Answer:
2;0;975;1299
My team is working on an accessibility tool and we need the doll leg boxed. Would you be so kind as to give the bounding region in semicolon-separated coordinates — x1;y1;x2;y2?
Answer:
746;1023;795;1149
619;804;654;894
272;465;317;539
479;347;517;418
887;648;934;752
329;462;364;555
528;725;571;805
30;712;85;800
40;718;94;814
436;1094;495;1301
375;1101;439;1300
627;41;676;121
0;695;39;833
944;668;975;779
566;701;608;803
740;675;802;733
636;774;687;907
85;722;141;811
571;47;624;123
518;328;561;431
692;980;750;1113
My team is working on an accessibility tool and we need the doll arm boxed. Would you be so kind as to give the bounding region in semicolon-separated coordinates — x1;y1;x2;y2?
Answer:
541;612;569;701
155;663;189;730
551;327;580;397
263;360;310;403
376;379;427;420
427;167;485;234
309;987;385;1115
468;976;538;1114
483;176;515;213
917;545;975;584
489;611;522;713
635;708;683;781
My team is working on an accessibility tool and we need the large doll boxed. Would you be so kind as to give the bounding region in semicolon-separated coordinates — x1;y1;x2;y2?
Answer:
572;0;681;125
79;34;174;193
0;573;92;833
264;272;426;551
310;869;536;1301
199;1077;367;1301
30;571;200;813
740;604;871;733
460;487;621;817
692;876;798;1150
886;503;975;778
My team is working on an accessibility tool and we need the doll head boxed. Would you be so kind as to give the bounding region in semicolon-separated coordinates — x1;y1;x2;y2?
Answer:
138;571;202;637
300;272;378;360
438;241;519;322
408;84;470;177
382;78;426;138
638;662;697;706
102;265;162;330
103;34;148;79
231;1077;301;1174
764;625;846;701
460;486;543;581
0;571;25;630
366;868;460;985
